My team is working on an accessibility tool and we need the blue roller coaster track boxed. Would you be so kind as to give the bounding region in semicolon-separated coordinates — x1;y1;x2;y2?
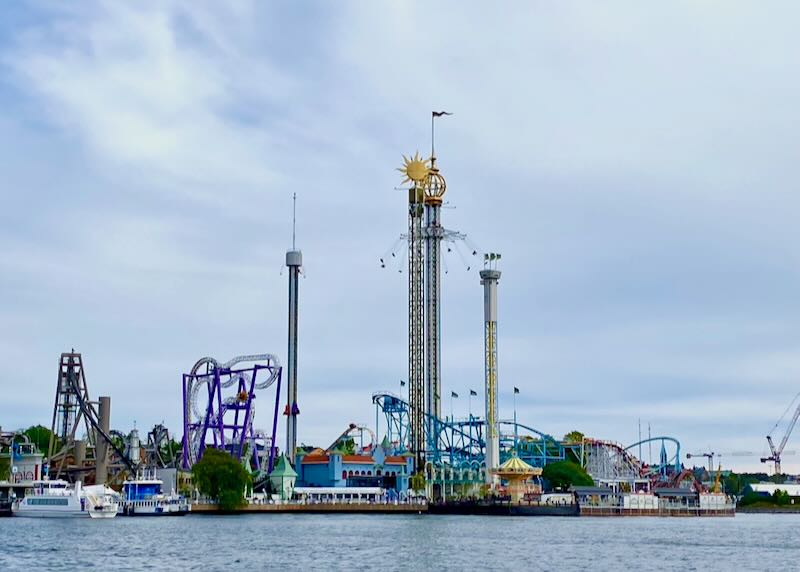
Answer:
374;391;575;469
372;391;681;481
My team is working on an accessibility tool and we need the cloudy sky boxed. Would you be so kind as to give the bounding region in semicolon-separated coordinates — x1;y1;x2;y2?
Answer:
2;1;799;472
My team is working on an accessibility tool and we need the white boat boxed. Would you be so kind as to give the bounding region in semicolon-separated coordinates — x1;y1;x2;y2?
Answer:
119;471;190;516
13;479;119;518
83;484;120;519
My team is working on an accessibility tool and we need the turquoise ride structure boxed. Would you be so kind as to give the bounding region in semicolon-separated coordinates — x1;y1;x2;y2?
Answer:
373;391;570;471
372;390;682;486
181;354;282;475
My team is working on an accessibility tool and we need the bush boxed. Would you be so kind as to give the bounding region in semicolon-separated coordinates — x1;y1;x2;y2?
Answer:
738;487;793;507
773;490;791;506
738;490;762;506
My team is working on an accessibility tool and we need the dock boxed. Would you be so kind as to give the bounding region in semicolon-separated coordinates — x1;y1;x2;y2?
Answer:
190;502;428;514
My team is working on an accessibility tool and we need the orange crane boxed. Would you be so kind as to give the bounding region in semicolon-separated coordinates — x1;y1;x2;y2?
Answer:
713;464;723;494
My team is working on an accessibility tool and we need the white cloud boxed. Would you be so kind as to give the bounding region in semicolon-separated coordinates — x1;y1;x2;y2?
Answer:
2;1;800;473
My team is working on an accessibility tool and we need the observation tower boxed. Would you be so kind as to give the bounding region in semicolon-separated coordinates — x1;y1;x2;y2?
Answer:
398;152;428;469
423;156;446;426
395;113;466;467
480;254;501;483
285;194;302;463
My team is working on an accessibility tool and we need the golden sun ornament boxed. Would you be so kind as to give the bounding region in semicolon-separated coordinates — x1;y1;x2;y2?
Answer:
398;151;430;186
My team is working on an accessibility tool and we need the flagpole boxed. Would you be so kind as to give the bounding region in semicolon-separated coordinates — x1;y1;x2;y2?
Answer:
431;111;452;159
431;112;435;158
468;394;473;457
399;379;405;448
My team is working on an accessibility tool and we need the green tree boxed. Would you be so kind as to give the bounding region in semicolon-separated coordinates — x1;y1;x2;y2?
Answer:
773;489;791;506
191;449;251;510
331;437;355;456
159;438;182;464
410;472;426;493
22;425;57;454
110;432;126;455
0;456;9;481
562;431;585;443
739;484;768;507
724;473;741;496
542;460;594;491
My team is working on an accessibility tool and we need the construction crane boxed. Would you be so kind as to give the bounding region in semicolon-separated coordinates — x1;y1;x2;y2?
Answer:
686;452;715;472
761;392;800;475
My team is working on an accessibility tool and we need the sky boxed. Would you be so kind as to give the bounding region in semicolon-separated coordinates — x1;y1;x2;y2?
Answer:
1;1;800;473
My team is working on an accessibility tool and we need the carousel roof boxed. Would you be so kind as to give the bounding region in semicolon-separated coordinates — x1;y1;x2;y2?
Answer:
492;454;542;476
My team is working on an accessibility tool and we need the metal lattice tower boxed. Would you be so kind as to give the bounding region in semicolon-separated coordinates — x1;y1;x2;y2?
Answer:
49;352;96;476
408;181;426;468
48;352;136;480
396;141;464;468
480;265;501;483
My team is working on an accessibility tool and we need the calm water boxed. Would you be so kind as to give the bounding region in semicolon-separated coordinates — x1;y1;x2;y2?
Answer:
1;513;797;571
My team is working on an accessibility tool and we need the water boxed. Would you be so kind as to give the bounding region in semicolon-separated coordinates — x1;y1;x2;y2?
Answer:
1;513;797;571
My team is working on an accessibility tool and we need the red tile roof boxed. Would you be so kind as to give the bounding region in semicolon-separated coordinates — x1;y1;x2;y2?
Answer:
301;454;330;464
341;455;375;464
384;456;407;465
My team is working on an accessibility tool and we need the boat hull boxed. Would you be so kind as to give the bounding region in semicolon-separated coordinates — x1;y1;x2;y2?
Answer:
0;501;12;517
119;509;189;517
88;506;119;519
13;508;89;518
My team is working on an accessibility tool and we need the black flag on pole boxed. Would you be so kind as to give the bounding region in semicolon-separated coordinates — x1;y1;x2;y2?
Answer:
470;389;478;397
514;387;520;394
432;111;453;117
400;380;406;387
451;391;459;398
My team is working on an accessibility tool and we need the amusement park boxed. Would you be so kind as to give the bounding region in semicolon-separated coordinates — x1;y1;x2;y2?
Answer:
1;115;742;518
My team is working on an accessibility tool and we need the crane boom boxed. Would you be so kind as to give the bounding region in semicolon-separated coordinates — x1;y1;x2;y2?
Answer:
778;404;800;454
762;393;800;475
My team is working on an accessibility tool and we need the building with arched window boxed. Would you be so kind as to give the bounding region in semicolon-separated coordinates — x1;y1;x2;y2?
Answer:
295;443;413;493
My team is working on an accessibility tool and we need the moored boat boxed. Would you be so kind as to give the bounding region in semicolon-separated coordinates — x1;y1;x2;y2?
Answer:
84;484;121;519
13;479;119;518
119;471;190;516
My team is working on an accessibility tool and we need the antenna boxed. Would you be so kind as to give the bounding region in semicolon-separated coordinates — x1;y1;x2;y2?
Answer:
292;192;297;250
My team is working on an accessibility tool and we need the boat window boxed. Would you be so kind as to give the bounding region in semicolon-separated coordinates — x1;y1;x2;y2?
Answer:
28;498;69;506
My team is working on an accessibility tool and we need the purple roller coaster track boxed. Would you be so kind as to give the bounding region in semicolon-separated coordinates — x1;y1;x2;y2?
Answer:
181;354;282;473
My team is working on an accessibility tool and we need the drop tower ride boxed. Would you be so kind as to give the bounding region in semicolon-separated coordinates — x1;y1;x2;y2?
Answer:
285;194;302;462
